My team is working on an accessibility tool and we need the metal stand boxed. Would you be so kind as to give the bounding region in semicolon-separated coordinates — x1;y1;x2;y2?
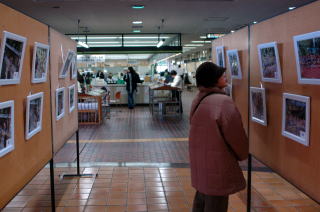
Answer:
247;154;252;212
60;130;96;178
50;159;56;212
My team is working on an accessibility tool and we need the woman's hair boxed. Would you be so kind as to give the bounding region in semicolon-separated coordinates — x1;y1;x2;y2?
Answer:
195;62;226;88
128;66;136;74
170;70;177;76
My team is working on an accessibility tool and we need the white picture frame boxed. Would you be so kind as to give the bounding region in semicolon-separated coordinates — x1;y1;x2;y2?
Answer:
257;42;282;83
69;84;76;113
25;92;44;140
224;83;232;98
31;42;50;83
293;31;320;85
71;54;77;79
0;100;14;157
282;93;310;146
227;49;242;79
216;46;225;68
0;31;27;86
250;87;267;126
56;87;65;120
59;50;75;78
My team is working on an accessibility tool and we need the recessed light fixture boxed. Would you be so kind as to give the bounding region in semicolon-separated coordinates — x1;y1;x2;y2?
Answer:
133;30;141;33
191;41;211;43
289;6;296;10
132;5;145;9
200;36;207;39
253;21;257;24
132;21;143;24
231;30;235;33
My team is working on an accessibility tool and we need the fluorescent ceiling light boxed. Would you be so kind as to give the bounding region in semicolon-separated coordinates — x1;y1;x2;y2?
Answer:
72;36;120;40
133;30;141;33
231;30;235;33
86;44;122;47
124;36;170;39
184;44;204;47
289;6;296;10
191;41;211;43
124;41;158;44
132;5;144;9
132;21;143;24
87;41;120;44
78;41;89;48
253;21;257;24
200;36;207;39
157;40;164;48
125;44;158;47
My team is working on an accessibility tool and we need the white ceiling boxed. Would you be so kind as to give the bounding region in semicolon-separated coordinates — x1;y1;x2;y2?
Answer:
0;0;316;47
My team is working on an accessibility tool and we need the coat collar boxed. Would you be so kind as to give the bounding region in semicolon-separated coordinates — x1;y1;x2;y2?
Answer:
198;86;225;95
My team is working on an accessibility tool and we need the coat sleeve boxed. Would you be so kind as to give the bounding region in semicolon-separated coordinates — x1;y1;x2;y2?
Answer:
217;98;249;161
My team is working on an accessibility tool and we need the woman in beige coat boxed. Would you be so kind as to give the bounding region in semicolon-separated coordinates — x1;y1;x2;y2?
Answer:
189;62;248;212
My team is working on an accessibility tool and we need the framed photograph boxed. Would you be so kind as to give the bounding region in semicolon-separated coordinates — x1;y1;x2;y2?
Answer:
69;84;76;113
0;100;14;157
25;92;44;140
282;93;310;146
0;31;27;85
257;42;282;83
250;87;267;126
227;49;242;79
56;87;65;120
293;31;320;84
31;42;50;83
59;50;75;78
224;83;232;98
216;46;225;68
71;54;77;79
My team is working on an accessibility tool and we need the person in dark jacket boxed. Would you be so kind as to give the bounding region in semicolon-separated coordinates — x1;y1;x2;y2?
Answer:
123;67;141;109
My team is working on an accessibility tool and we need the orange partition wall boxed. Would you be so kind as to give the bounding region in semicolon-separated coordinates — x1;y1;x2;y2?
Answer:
0;3;52;208
49;28;78;153
212;27;249;132
249;1;320;202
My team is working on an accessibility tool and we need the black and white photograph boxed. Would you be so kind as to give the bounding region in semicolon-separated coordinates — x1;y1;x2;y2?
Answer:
250;87;267;126
257;42;282;83
31;42;50;83
216;46;225;68
282;93;310;146
227;49;242;79
0;31;27;85
69;84;76;112
0;100;14;157
293;31;320;84
59;50;75;78
25;92;44;140
56;87;65;120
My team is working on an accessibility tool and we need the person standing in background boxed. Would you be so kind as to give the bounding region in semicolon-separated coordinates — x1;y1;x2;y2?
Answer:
169;70;183;113
189;62;248;212
124;67;141;109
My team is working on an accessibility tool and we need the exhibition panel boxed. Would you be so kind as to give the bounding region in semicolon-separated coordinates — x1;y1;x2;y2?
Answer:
212;27;249;133
0;3;52;208
249;0;320;202
49;28;78;154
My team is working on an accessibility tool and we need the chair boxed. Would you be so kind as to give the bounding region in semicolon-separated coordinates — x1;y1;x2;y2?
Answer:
110;91;122;112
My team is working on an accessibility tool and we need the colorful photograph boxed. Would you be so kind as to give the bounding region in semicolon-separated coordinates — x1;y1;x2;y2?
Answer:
69;84;76;112
60;51;75;78
32;42;50;83
0;100;14;158
250;87;267;126
0;31;27;85
71;54;77;79
227;50;242;79
25;93;44;140
216;46;225;68
56;87;65;120
257;42;282;83
282;93;310;146
294;31;320;84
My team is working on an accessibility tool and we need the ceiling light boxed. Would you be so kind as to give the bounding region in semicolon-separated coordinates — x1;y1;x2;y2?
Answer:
200;36;207;39
253;21;257;24
288;6;296;10
133;30;141;33
191;41;211;43
231;30;235;33
77;41;89;48
157;39;165;48
132;5;145;9
184;44;204;47
132;21;143;24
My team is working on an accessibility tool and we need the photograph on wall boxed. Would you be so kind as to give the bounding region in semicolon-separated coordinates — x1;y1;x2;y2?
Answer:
0;31;27;85
59;50;75;78
71;54;77;79
257;42;282;83
282;93;310;146
0;100;14;157
56;87;65;120
25;92;44;140
250;87;267;126
31;42;50;83
293;31;320;84
216;46;225;68
227;49;242;79
69;84;76;112
224;83;232;98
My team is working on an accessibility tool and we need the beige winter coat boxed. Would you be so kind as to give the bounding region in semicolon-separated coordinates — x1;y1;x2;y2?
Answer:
189;87;248;196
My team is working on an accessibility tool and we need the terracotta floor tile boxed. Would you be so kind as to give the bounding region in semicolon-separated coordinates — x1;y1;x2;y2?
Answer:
64;200;88;207
86;199;107;206
127;198;147;205
1;208;22;212
276;207;298;212
106;205;126;212
146;182;163;187
108;192;127;199
147;198;167;204
128;192;146;199
147;186;164;192
146;192;166;198
127;204;148;212
295;206;320;212
84;206;107;212
165;191;184;198
148;203;168;211
107;198;127;206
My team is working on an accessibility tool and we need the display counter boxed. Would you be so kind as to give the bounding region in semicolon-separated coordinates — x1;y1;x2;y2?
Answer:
107;84;149;104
